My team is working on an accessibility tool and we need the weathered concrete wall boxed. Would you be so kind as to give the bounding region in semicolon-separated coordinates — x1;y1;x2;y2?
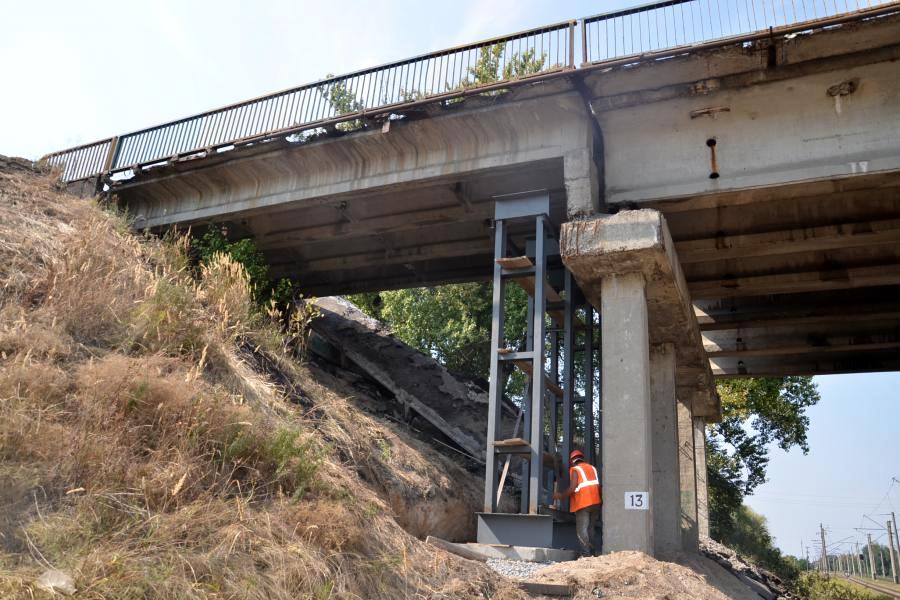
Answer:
589;15;900;205
695;418;711;538
560;209;719;418
119;92;597;229
677;397;699;551
600;272;654;554
651;343;681;558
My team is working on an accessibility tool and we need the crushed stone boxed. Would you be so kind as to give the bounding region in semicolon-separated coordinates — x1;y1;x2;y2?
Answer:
486;558;555;580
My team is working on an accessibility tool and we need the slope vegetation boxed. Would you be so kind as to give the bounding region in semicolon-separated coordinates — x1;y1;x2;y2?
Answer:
0;157;519;599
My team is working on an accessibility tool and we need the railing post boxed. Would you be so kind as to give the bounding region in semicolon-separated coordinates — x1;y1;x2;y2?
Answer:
569;21;577;68
580;19;588;66
102;136;120;174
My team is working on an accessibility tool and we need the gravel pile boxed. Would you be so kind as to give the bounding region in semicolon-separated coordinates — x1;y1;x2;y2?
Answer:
486;558;554;580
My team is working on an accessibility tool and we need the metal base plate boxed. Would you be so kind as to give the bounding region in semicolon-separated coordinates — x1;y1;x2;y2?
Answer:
476;512;601;552
477;513;554;548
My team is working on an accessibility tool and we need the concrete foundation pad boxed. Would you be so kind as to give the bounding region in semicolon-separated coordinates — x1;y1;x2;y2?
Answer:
560;209;720;419
458;542;578;563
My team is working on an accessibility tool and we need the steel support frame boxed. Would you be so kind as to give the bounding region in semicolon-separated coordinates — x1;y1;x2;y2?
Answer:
483;193;601;527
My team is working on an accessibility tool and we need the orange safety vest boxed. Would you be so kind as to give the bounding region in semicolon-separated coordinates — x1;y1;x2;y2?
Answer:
569;462;601;513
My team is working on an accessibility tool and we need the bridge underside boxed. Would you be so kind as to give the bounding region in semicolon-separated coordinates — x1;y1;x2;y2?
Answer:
104;8;900;557
658;171;900;378
111;11;900;383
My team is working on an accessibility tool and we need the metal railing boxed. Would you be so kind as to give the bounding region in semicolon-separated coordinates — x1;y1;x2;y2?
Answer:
43;0;900;183
44;20;576;183
583;0;898;64
44;138;114;182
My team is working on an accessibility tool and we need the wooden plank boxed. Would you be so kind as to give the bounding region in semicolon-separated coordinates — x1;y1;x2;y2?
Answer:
517;581;574;596
497;256;534;269
494;437;530;447
510;359;564;398
497;256;563;302
425;536;488;562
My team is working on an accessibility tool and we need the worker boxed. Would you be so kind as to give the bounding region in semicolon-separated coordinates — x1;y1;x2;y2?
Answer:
553;449;601;556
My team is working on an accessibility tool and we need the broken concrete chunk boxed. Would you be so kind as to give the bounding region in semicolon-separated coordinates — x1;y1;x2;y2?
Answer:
35;569;76;596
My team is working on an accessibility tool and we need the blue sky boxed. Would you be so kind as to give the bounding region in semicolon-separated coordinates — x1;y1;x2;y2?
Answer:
746;373;900;560
4;1;898;557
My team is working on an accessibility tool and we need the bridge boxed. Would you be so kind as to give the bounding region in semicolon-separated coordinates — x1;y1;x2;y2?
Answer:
45;0;900;558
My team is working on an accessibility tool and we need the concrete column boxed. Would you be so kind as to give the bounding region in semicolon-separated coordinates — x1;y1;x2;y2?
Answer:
601;272;653;554
564;146;599;219
650;343;681;558
693;417;710;538
677;395;699;551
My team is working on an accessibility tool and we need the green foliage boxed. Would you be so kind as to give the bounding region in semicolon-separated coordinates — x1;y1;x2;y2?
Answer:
708;376;820;540
318;74;364;131
349;283;529;396
720;505;799;581
223;426;321;499
192;228;295;306
463;44;546;88
795;572;891;599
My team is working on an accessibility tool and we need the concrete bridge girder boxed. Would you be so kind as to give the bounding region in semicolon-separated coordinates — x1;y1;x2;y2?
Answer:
120;89;601;292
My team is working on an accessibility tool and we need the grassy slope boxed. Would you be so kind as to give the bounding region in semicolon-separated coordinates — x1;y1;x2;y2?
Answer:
0;159;522;599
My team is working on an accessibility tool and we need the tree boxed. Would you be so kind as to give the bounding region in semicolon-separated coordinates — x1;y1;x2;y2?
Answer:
317;74;364;131
721;504;799;580
707;377;821;540
350;283;529;395
192;227;294;306
462;44;546;88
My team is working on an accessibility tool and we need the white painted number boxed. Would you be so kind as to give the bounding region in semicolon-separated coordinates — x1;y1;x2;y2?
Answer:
625;491;650;510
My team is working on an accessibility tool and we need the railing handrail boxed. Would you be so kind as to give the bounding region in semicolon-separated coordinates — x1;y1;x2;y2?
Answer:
584;0;696;23
96;19;581;145
43;1;900;183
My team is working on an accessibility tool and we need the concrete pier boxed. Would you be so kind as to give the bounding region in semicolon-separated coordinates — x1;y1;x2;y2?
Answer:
562;210;719;556
600;273;654;553
677;396;700;551
651;343;682;558
694;418;710;538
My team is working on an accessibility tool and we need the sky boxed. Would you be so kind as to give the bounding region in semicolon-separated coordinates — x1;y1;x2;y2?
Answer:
746;373;900;561
3;0;898;557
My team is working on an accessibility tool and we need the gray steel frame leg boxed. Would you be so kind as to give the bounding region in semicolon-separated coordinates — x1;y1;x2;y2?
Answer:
528;216;547;514
483;219;506;513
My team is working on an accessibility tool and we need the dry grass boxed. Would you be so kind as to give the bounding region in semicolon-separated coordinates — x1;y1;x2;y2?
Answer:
0;159;517;599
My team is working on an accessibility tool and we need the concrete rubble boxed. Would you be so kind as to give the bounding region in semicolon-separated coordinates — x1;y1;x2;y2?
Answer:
701;537;797;600
309;296;518;462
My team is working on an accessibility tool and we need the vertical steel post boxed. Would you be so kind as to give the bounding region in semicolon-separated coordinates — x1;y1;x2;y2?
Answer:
579;19;588;66
596;311;603;474
550;330;560;453
483;219;506;513
561;270;576;513
522;289;535;514
584;304;595;465
528;216;546;514
569;21;577;68
562;270;575;469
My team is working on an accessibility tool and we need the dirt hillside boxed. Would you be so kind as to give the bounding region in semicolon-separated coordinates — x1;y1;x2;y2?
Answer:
0;156;757;599
0;156;521;598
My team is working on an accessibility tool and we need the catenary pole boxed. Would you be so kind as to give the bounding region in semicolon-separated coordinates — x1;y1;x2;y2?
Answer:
868;534;878;580
888;521;899;584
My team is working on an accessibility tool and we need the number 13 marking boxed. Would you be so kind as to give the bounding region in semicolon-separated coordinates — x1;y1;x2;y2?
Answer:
625;491;650;510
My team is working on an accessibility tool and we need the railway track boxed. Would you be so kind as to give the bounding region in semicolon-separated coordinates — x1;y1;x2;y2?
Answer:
845;575;900;598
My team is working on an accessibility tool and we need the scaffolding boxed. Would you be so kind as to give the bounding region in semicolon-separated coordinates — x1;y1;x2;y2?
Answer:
477;192;600;549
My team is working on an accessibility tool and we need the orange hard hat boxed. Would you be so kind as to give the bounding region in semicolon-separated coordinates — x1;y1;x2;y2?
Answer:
569;449;585;462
